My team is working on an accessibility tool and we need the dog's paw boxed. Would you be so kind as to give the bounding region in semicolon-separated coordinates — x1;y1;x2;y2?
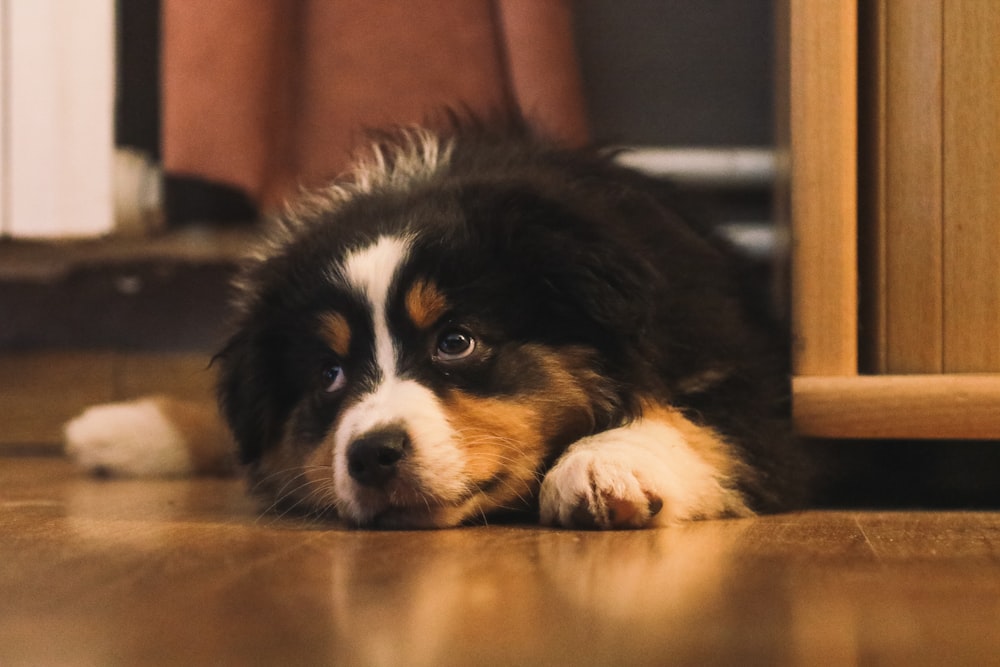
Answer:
64;397;194;477
539;448;666;529
538;416;752;529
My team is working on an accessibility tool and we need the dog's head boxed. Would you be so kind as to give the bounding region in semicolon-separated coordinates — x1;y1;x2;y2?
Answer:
217;128;660;527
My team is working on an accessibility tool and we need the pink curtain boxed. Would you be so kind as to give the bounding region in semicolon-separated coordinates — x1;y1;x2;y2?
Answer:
162;0;589;211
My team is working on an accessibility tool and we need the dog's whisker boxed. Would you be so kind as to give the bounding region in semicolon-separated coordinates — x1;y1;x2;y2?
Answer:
250;464;337;523
272;478;337;521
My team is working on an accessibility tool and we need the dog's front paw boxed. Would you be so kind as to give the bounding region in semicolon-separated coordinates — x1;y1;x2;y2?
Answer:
539;448;665;529
538;416;753;529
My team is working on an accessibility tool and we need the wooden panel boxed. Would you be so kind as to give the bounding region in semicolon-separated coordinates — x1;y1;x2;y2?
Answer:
943;1;1000;371
0;352;115;447
0;352;212;447
884;0;945;372
114;354;215;401
793;374;1000;439
860;0;945;374
784;0;858;376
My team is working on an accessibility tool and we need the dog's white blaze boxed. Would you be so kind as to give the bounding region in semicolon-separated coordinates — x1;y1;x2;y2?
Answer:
341;235;411;381
334;234;467;521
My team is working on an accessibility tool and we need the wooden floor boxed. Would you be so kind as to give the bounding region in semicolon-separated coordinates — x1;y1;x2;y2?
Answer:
1;457;998;666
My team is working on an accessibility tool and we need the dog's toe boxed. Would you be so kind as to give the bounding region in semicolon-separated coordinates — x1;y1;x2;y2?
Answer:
566;491;663;529
540;450;665;529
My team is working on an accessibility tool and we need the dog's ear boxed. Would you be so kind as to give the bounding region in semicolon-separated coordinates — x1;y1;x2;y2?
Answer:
214;328;278;465
459;185;657;338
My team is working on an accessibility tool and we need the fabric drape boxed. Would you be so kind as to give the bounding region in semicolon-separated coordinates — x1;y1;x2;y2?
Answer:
162;0;588;211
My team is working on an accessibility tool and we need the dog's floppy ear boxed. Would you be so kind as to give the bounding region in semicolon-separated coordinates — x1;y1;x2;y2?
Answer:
460;184;657;338
214;328;278;465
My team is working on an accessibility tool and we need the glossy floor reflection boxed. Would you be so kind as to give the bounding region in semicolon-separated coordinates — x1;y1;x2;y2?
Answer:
2;457;999;666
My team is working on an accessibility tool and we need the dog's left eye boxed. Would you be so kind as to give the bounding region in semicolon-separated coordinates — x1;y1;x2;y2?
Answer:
435;330;476;361
321;363;347;393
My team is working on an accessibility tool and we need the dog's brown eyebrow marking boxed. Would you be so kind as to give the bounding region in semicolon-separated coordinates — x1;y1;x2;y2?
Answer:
405;279;449;330
318;312;351;357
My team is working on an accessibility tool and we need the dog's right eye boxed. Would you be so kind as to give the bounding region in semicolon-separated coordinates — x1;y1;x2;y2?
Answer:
321;363;347;393
435;330;476;361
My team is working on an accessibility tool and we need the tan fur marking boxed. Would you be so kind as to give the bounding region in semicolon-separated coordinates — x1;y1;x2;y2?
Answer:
405;279;449;330
640;401;744;481
440;391;545;517
439;346;604;515
444;345;603;481
528;347;607;440
319;312;352;357
445;392;544;480
153;396;236;475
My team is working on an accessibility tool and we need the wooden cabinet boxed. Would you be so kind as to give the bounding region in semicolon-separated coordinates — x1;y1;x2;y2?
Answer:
778;0;1000;439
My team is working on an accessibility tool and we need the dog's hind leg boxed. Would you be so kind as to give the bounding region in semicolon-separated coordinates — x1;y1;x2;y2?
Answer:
64;396;236;477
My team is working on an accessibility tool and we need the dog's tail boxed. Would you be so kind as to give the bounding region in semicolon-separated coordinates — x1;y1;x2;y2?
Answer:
64;396;236;477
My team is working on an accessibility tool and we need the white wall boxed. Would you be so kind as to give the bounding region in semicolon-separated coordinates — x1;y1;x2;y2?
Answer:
0;0;115;238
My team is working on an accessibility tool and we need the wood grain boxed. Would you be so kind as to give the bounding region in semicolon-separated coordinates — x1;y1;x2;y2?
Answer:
0;352;115;447
0;351;213;447
829;1;1000;376
793;374;1000;439
784;0;858;376
943;0;1000;371
2;457;999;666
882;0;944;373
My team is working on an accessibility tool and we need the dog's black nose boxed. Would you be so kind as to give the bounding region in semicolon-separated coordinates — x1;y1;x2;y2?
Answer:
347;428;409;487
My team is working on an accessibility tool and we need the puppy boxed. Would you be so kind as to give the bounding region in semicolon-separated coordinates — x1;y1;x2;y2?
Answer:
66;118;806;529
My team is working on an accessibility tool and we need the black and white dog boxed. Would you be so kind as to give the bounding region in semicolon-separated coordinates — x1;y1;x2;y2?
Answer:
66;118;805;528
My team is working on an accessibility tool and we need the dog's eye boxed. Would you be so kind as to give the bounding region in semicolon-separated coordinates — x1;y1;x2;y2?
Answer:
321;363;347;393
435;330;476;361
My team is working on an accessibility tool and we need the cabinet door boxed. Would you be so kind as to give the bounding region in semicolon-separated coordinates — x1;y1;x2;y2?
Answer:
780;0;1000;439
862;0;1000;374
